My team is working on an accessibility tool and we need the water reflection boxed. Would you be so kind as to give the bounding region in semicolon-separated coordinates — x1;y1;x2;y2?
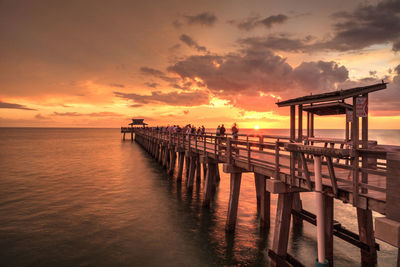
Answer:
0;128;397;266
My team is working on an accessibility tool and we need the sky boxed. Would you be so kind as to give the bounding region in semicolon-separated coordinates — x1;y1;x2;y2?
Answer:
0;0;400;129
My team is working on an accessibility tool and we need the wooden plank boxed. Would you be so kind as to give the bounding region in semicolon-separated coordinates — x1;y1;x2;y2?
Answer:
226;172;242;232
326;156;338;196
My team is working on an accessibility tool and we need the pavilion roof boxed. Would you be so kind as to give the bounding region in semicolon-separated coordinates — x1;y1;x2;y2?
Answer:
276;82;387;107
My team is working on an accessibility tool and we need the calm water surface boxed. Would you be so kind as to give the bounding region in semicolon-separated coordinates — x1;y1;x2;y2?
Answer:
0;128;398;266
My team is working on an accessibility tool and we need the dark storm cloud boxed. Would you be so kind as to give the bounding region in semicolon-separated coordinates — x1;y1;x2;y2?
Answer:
184;12;217;26
0;101;37;110
114;90;210;106
179;34;208;52
230;14;288;31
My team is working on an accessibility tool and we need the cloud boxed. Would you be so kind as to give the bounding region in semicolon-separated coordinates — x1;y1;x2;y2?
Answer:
140;67;165;76
53;111;122;117
144;82;159;88
230;14;288;31
0;101;37;110
179;34;208;52
239;34;313;52
114;90;210;106
109;83;125;88
316;0;400;52
184;12;217;26
237;1;400;53
35;113;48;120
292;61;349;92
167;49;348;99
139;66;178;83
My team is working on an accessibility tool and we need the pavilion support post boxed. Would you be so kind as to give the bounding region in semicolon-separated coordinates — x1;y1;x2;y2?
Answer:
123;132;126;141
176;152;185;181
226;171;242;232
270;192;294;267
352;96;360;205
361;94;369;193
131;131;133;141
311;113;314;138
290;105;303;226
204;162;217;207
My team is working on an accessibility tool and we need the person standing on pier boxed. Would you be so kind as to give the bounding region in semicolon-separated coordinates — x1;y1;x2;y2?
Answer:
220;124;226;137
231;123;239;140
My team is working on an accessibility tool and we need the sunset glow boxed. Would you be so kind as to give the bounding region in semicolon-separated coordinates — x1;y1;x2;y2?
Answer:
0;1;399;129
254;125;260;130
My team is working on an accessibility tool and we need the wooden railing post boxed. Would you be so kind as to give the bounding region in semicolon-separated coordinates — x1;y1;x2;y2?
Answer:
275;141;280;180
227;138;232;165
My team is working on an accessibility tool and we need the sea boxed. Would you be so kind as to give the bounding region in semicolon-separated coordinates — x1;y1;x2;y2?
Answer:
0;128;399;266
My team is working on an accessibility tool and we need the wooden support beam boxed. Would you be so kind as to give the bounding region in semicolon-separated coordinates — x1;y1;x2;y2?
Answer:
326;156;338;196
187;156;197;190
299;152;312;190
168;150;177;175
176;152;185;181
203;162;207;180
195;156;201;182
292;193;303;226
215;163;221;182
325;195;334;266
203;163;216;207
357;208;377;265
255;174;271;229
226;172;242;232
255;173;262;212
271;193;294;266
185;156;190;179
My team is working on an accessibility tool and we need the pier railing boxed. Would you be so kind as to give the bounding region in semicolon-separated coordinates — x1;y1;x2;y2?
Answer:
130;128;398;214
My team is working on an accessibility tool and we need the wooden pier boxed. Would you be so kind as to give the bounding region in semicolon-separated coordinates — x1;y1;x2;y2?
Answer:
122;83;400;266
